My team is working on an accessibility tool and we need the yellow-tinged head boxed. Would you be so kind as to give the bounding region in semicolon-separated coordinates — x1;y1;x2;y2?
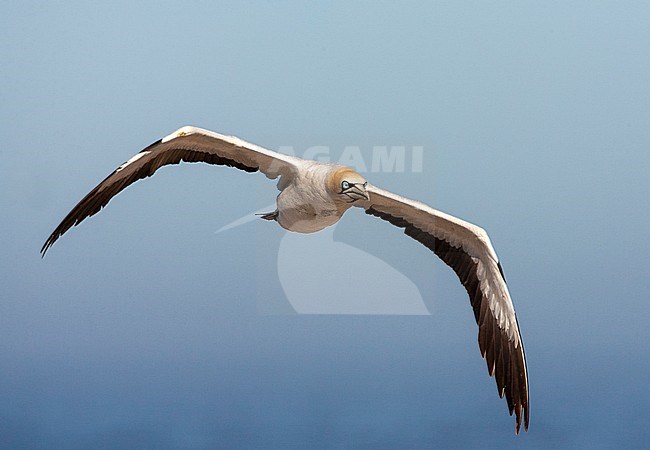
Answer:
329;167;369;203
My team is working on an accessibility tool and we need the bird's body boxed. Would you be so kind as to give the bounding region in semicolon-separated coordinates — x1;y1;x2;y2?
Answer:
274;162;353;233
42;125;529;433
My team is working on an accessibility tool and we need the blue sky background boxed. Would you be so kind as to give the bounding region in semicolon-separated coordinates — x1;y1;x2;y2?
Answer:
2;1;649;448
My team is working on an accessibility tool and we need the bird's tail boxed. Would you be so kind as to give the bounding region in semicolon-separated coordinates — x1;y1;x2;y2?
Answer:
256;210;278;221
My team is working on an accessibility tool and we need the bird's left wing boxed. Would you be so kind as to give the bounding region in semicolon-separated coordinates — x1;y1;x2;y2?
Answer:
41;126;301;255
357;184;529;434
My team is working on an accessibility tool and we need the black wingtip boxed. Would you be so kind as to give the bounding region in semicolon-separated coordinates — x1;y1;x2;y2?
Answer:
40;238;52;258
512;401;530;435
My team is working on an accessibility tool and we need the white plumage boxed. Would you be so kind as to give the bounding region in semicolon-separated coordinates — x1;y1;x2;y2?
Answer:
42;126;529;433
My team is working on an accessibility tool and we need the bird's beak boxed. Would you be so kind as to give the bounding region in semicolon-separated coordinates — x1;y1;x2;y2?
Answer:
345;184;369;201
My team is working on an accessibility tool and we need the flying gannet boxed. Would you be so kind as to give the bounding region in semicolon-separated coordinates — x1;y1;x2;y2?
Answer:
41;126;529;433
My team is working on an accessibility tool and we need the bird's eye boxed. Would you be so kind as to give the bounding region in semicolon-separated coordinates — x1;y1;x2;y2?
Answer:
363;182;367;187
341;181;350;190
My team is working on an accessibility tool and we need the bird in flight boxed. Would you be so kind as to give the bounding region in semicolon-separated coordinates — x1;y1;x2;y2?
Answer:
42;126;529;433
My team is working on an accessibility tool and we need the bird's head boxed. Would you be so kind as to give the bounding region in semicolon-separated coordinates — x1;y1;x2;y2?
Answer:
329;167;369;203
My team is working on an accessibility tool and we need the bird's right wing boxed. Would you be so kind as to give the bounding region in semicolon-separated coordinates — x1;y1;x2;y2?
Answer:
41;126;302;255
357;184;529;434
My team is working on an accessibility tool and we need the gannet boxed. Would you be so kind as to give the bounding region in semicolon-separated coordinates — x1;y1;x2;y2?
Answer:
41;126;529;433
